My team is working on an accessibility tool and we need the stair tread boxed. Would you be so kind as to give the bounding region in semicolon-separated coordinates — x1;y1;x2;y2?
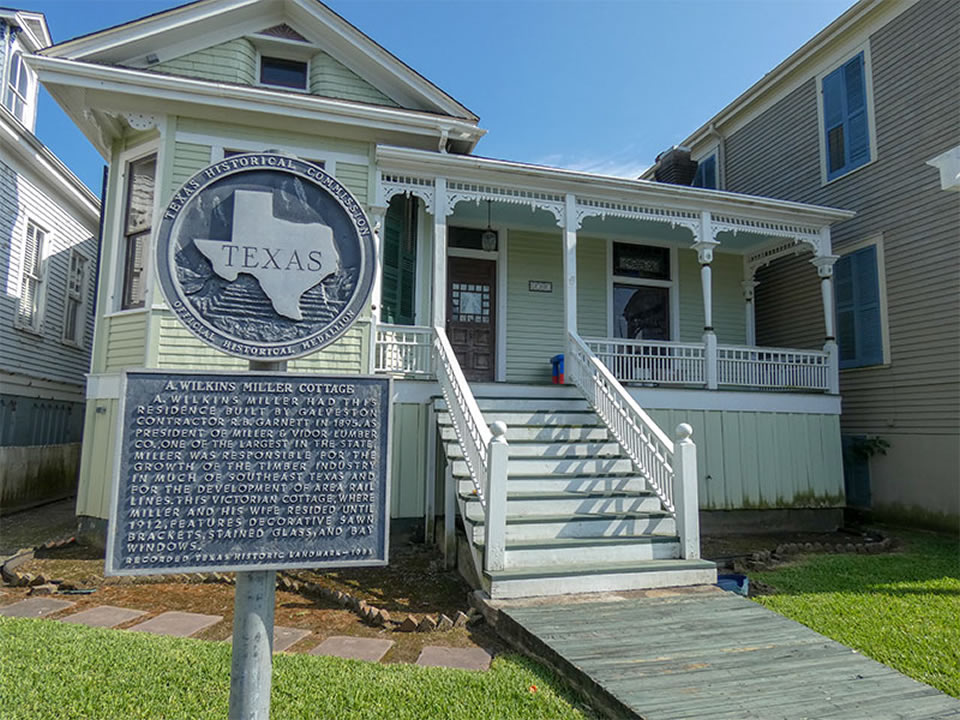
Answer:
475;536;679;550
485;558;716;580
467;510;671;526
460;490;656;501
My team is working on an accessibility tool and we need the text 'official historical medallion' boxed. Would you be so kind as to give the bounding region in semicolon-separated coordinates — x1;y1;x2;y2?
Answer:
155;153;375;360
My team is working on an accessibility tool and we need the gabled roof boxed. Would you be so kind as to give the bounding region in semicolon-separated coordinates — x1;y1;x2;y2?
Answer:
39;0;478;123
0;8;52;51
642;0;919;176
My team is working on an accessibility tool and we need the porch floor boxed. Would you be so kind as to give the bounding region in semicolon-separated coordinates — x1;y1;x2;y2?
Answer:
484;586;960;720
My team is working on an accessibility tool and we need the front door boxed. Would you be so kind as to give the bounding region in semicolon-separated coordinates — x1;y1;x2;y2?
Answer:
447;256;496;382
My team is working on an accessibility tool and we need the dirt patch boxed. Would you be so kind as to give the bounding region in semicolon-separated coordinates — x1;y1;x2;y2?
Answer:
2;539;503;664
702;527;884;566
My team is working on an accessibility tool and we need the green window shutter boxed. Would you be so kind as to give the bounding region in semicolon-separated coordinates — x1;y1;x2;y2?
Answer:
380;195;417;326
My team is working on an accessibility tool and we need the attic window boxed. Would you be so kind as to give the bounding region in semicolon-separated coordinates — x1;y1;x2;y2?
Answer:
259;24;308;42
260;57;307;90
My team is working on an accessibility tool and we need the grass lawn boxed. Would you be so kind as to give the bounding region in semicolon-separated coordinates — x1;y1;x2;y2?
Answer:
751;529;960;698
0;617;592;719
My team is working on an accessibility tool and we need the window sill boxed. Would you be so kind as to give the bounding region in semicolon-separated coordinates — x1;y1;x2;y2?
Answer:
13;323;44;338
822;156;877;187
104;308;148;319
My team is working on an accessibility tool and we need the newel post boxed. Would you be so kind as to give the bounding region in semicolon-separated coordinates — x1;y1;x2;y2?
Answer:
673;423;700;560
484;421;509;572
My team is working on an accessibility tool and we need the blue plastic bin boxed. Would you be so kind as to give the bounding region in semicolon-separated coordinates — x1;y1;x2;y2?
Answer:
550;354;564;384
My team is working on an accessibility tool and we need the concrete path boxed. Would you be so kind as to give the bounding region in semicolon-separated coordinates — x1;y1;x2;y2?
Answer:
488;586;960;720
127;611;222;637
0;598;490;670
0;597;74;618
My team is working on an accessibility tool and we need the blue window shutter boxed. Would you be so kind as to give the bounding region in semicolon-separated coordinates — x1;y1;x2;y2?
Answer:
835;246;882;369
844;54;870;170
854;245;883;365
834;254;857;365
823;52;870;180
823;66;846;176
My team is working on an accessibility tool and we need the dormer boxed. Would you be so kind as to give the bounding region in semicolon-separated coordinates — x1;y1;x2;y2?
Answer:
0;9;51;132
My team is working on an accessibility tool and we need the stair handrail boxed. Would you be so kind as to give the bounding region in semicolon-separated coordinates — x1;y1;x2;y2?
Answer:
568;331;700;559
432;327;509;571
567;331;677;510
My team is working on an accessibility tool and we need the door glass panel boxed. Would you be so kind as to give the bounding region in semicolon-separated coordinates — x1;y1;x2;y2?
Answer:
613;284;669;340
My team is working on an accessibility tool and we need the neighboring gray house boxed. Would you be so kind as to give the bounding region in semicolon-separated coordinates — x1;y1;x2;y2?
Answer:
645;0;959;533
0;9;100;513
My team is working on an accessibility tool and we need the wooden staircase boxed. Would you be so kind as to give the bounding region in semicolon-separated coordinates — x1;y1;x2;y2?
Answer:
436;388;716;599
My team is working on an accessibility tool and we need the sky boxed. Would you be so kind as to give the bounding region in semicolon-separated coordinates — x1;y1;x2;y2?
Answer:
15;0;858;193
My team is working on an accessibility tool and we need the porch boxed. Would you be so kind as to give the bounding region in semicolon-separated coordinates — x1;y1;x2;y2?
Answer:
367;146;851;397
361;148;852;598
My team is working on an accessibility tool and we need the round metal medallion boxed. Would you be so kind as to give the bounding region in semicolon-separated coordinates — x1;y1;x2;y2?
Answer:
154;153;375;360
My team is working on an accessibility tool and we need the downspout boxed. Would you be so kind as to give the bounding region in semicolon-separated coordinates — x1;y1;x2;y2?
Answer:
706;122;726;189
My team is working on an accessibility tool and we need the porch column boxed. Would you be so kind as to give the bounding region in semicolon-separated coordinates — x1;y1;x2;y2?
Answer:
563;193;578;372
694;211;720;389
432;178;448;328
812;249;840;394
367;204;388;373
742;280;759;347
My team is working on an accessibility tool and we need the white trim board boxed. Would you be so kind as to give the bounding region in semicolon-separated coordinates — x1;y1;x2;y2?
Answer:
389;379;840;414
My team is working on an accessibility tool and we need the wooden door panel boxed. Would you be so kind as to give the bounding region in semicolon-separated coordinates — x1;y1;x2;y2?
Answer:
447;257;496;382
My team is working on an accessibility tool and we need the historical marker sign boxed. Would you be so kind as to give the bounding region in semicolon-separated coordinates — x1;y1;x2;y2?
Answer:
154;153;376;360
105;370;391;575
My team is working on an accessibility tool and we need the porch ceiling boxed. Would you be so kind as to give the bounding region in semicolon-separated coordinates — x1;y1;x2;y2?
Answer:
449;200;780;252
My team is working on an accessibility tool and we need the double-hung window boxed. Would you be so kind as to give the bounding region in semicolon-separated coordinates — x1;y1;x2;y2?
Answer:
822;51;872;181
4;51;29;123
63;250;89;346
121;154;156;309
611;243;672;341
17;220;46;331
835;244;884;368
691;154;718;189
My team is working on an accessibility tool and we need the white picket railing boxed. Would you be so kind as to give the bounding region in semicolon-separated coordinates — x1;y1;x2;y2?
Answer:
717;344;830;391
567;332;700;558
375;324;434;377
585;337;705;386
432;327;509;572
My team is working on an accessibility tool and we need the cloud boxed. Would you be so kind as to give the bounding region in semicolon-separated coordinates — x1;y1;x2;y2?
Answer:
532;148;652;180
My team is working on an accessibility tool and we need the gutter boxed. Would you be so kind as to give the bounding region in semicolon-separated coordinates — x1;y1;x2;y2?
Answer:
376;145;856;226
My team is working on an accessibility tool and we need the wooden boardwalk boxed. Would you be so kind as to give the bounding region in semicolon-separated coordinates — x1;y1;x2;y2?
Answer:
489;586;960;720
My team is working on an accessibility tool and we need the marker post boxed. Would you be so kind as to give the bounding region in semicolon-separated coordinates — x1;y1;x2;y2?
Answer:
228;359;285;720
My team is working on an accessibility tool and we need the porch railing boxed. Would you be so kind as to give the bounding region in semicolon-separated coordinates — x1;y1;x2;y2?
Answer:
567;332;700;558
432;326;509;572
717;344;830;392
585;337;706;386
375;324;434;377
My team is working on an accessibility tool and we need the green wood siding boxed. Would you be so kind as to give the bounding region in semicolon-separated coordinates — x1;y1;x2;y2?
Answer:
505;231;564;383
390;403;427;519
151;39;257;85
336;162;368;205
309;51;399;107
76;398;118;520
176;118;370;162
577;236;607;337
169;142;211;196
678;250;747;344
647;408;843;509
154;312;366;372
103;314;147;371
